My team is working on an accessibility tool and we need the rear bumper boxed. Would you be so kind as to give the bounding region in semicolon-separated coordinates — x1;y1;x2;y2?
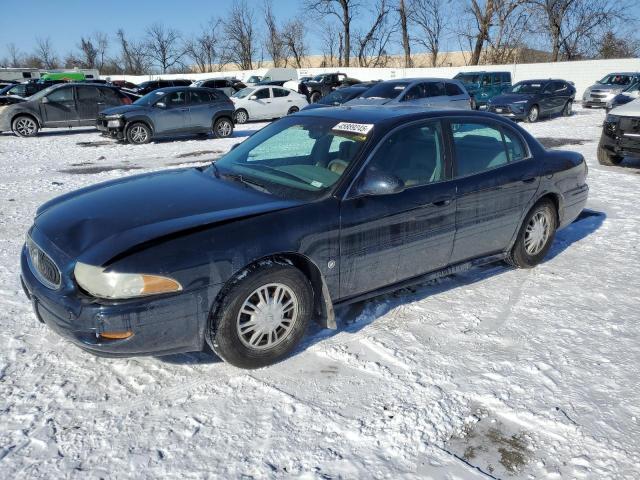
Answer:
560;184;589;229
20;246;219;357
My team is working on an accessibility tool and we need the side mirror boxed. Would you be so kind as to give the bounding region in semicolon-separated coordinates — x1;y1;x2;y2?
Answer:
41;97;49;104
249;95;257;100
155;102;166;109
357;170;405;196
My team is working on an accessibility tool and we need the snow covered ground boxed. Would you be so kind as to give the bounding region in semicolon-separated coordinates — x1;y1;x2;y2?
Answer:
0;108;639;479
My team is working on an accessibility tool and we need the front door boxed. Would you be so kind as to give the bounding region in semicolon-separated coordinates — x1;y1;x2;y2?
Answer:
448;120;541;263
153;90;188;135
339;120;457;298
250;87;275;119
40;85;78;127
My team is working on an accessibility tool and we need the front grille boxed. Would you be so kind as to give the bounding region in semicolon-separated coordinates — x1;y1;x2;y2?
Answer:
26;236;61;289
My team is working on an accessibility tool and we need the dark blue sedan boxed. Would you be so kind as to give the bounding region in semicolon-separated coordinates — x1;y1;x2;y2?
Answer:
487;79;576;122
21;107;589;368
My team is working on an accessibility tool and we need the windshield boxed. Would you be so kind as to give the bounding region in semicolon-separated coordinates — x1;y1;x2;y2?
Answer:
319;88;363;105
509;82;544;94
246;76;261;82
312;74;330;82
213;116;369;199
133;90;166;106
359;81;409;100
454;73;482;84
598;74;632;86
28;85;59;101
232;87;255;99
0;84;15;95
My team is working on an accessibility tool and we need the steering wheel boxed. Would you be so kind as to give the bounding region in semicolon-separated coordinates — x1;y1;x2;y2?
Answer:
327;159;349;175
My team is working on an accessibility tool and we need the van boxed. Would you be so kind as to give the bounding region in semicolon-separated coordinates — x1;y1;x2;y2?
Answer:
453;71;512;109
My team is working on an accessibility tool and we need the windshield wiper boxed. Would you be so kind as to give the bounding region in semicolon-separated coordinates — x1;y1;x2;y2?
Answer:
221;171;271;193
240;163;319;188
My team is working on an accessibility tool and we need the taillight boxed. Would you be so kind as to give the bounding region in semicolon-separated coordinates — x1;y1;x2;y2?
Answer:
122;96;132;105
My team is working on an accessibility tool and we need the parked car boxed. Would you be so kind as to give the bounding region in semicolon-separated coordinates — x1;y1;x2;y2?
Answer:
582;72;640;108
598;99;640;166
453;71;512;109
283;76;313;92
487;79;575;122
255;80;289;87
20;107;588;368
0;83;132;137
128;79;193;96
191;78;240;97
304;73;361;103
110;80;139;90
97;87;234;144
230;86;308;123
0;82;48;100
301;83;377;110
344;78;471;110
605;81;640;112
244;75;262;86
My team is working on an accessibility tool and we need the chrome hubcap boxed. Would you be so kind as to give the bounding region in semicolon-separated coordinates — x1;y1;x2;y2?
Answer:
236;283;298;350
524;210;551;255
236;111;247;123
529;107;538;121
16;118;36;136
217;120;232;137
130;125;148;143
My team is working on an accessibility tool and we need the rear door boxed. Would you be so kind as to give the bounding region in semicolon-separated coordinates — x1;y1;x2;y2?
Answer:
250;88;275;119
76;85;101;125
40;85;78;127
552;81;571;113
448;119;540;263
444;81;470;109
339;120;457;297
424;81;449;108
187;89;215;130
539;82;557;115
271;87;295;116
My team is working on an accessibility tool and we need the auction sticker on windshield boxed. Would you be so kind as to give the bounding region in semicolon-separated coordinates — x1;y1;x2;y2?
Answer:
332;122;374;135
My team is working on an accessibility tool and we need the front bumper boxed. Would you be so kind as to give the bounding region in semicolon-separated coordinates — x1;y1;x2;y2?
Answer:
599;123;640;160
96;117;125;138
487;105;526;120
20;245;220;357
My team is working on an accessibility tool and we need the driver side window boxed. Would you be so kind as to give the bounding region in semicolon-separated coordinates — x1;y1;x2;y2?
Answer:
365;121;445;188
47;87;73;103
254;88;270;100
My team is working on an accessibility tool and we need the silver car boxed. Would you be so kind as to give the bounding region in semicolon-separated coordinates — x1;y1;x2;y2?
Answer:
582;72;640;108
344;78;471;109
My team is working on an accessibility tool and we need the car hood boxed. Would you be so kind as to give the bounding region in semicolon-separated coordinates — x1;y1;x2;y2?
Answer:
100;104;148;116
589;83;626;93
33;167;302;265
0;95;26;106
609;98;640;117
491;93;534;104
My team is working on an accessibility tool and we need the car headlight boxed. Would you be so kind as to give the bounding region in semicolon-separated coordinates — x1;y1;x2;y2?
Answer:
74;262;182;299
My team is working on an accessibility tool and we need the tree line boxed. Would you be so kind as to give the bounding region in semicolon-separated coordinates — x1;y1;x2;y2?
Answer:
1;0;638;75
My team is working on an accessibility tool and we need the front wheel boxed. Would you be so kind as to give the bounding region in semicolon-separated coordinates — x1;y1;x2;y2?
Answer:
597;145;623;166
213;117;233;138
234;109;248;124
309;92;321;103
506;199;557;268
525;105;539;123
207;263;313;369
287;106;299;115
562;100;573;116
126;122;151;144
12;115;39;137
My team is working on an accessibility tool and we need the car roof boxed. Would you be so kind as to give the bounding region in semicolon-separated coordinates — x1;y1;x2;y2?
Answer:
604;72;640;75
456;71;510;74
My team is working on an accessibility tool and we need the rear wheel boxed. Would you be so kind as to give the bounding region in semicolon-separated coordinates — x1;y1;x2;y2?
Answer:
213;117;233;138
12;115;39;137
562;100;573;116
525;105;539;123
506;199;557;268
207;263;313;369
287;106;299;115
597;145;623;166
126;122;151;144
310;91;321;103
234;109;248;124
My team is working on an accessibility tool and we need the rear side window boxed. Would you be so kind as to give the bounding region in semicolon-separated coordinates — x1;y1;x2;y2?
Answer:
403;84;424;101
554;81;567;92
424;82;445;97
445;82;463;96
100;88;122;104
451;122;510;176
273;88;290;97
77;86;100;101
491;73;501;84
254;88;270;99
190;90;211;104
501;72;511;83
502;128;527;162
163;90;186;107
366;121;445;187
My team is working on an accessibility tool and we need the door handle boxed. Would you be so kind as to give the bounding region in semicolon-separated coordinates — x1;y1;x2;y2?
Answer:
521;177;536;183
432;197;453;206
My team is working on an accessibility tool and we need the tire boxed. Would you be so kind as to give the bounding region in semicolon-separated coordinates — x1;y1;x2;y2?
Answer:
213;117;233;138
562;100;573;117
234;109;248;124
310;91;321;103
525;105;539;123
597;145;623;166
287;106;299;115
12;115;39;137
506;199;557;269
126;122;151;144
207;263;313;369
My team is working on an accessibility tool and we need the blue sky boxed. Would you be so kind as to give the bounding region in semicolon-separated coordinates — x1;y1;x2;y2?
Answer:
1;0;639;61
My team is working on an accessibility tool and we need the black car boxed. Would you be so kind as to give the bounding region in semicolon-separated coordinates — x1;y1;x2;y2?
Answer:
487;79;575;122
303;73;361;103
0;83;132;137
20;108;588;368
598;101;640;165
255;80;288;87
0;82;48;102
128;79;193;96
301;84;377;110
97;87;235;144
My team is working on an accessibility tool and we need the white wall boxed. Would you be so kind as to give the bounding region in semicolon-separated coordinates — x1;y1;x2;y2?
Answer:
105;58;640;97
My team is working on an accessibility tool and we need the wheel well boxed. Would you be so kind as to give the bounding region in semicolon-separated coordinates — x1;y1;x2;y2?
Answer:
214;115;233;125
12;112;41;128
536;193;560;225
126;119;152;134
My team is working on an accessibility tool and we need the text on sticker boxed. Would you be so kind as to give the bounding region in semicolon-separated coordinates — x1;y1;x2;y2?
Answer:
332;122;374;135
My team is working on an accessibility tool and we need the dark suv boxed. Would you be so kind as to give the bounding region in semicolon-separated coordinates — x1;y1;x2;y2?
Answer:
303;73;361;103
0;83;131;137
129;79;193;96
97;87;235;144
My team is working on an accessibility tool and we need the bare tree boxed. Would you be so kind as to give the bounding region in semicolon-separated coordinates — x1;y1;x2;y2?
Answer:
263;0;287;67
34;37;59;69
75;32;109;70
397;0;412;67
223;0;256;70
184;18;225;72
597;30;640;59
485;0;531;64
282;19;308;67
319;21;341;66
116;29;150;75
5;43;23;67
531;0;628;61
466;0;497;65
354;0;397;67
410;0;449;67
306;0;359;67
145;23;184;73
